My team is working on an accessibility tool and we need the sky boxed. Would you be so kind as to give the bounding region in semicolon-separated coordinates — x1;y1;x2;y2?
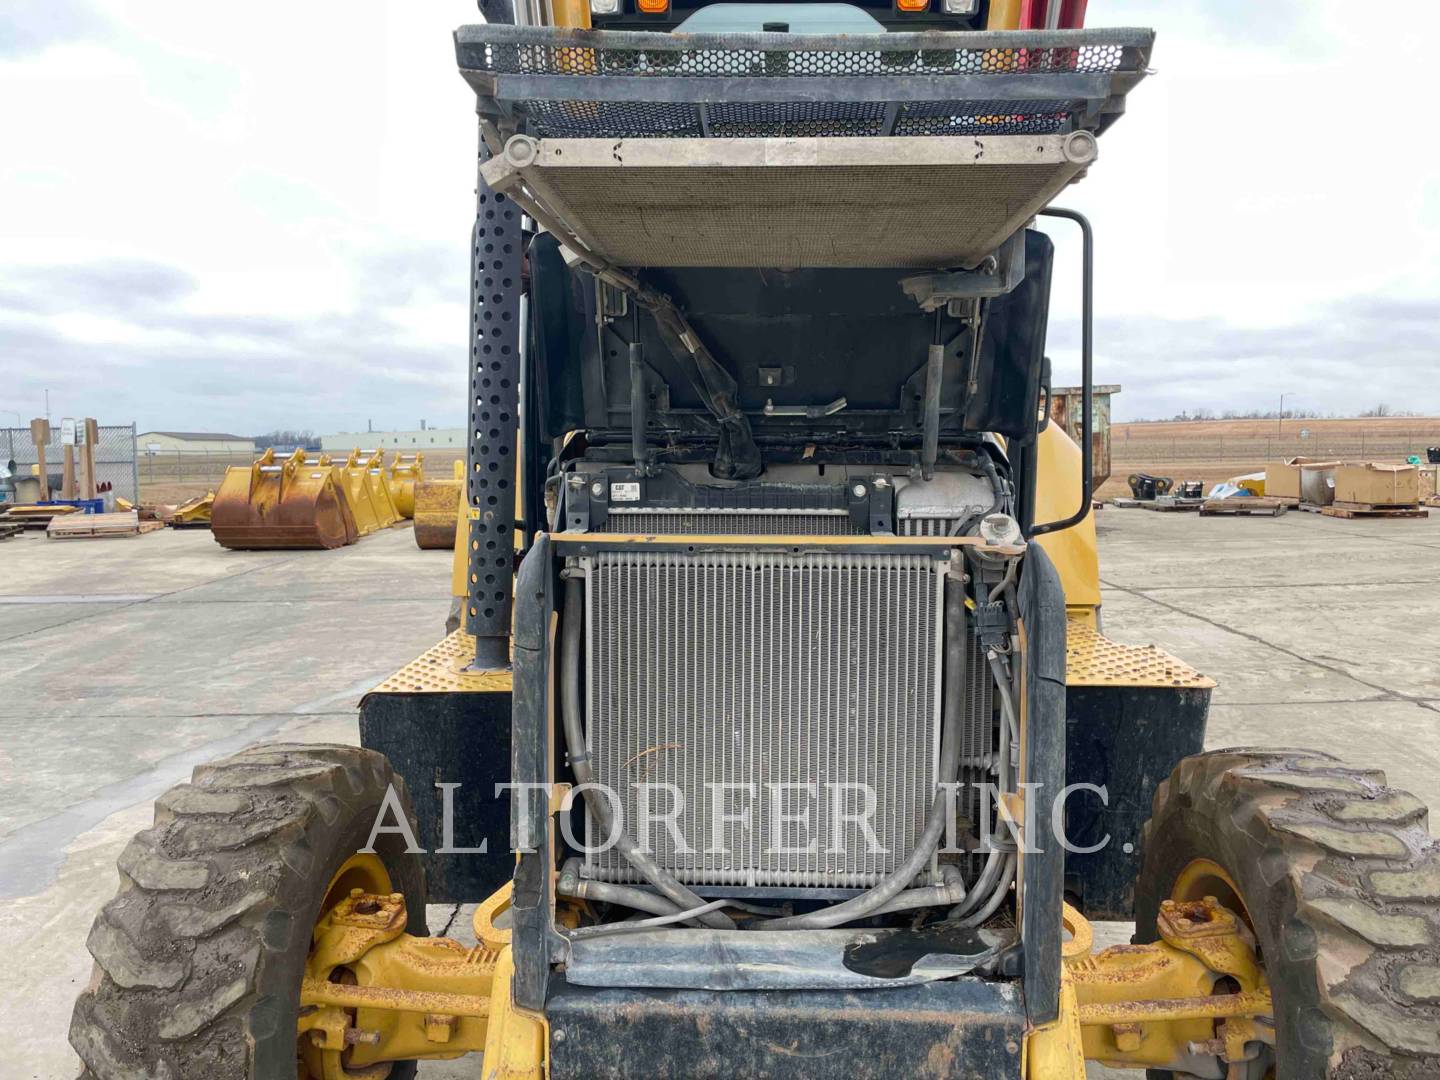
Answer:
0;0;1437;433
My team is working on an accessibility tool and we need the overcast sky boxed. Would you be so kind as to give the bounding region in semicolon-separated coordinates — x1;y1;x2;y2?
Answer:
1;0;1437;433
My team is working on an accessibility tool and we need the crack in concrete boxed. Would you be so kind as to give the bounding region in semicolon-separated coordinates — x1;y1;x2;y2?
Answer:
0;555;304;647
1110;579;1440;592
0;710;358;721
1101;576;1440;717
0;673;386;901
438;904;462;938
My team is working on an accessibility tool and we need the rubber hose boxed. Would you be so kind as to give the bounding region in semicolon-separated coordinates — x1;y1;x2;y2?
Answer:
566;900;732;940
757;576;967;930
870;864;967;916
950;848;1004;919
955;853;1016;928
561;578;735;930
557;860;783;920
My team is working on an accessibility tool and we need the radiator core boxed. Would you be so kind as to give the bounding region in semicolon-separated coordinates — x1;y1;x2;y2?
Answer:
582;549;948;889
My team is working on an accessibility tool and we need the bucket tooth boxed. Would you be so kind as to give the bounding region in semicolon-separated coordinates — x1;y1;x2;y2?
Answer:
211;449;359;550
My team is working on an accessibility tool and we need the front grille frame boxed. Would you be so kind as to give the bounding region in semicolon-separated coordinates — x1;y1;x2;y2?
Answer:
578;546;952;890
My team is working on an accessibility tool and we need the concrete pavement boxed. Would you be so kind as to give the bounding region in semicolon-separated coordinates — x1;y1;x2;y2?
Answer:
0;525;453;1077
2;507;1437;1078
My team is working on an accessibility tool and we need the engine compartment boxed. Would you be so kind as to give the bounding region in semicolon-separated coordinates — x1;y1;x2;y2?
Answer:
534;454;1029;985
552;457;1010;539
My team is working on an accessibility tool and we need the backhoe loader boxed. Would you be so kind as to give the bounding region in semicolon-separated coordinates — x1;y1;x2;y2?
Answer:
70;1;1440;1077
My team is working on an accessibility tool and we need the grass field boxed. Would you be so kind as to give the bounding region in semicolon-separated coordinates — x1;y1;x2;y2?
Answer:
1100;416;1440;499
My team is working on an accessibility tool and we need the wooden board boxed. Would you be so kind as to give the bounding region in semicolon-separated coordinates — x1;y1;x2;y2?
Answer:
1111;497;1202;511
1321;502;1429;520
46;511;152;539
1200;498;1288;517
2;504;80;528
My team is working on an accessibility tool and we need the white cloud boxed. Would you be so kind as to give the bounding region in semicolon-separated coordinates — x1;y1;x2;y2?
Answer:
0;0;1435;431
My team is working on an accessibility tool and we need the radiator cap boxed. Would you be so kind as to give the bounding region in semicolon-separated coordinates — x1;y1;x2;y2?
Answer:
979;513;1022;547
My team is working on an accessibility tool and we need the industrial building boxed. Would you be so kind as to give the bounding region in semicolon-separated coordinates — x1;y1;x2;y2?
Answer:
135;430;253;456
320;426;464;452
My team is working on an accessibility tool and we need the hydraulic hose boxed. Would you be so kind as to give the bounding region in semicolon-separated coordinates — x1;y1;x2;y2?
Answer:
953;853;1016;928
990;652;1019;768
560;577;735;930
566;900;733;940
942;447;1009;522
557;859;782;921
870;863;967;917
756;575;968;930
557;864;690;920
950;848;1004;919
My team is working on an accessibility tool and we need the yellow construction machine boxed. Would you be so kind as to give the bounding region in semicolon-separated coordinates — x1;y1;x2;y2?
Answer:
71;2;1440;1078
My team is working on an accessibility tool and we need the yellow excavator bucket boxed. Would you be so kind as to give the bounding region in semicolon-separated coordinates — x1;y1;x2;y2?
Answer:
413;458;463;550
337;449;401;536
387;452;425;518
170;490;214;526
211;449;359;550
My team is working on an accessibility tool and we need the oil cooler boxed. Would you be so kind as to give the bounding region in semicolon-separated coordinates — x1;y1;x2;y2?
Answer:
579;548;953;890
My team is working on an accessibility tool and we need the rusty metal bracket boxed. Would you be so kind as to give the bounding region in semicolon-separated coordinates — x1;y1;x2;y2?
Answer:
1045;899;1274;1076
298;889;498;1074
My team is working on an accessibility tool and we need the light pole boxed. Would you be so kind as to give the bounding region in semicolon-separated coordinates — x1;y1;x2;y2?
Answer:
1278;392;1296;439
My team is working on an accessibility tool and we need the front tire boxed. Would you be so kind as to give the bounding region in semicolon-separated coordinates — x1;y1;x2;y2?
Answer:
70;743;428;1080
1135;748;1440;1079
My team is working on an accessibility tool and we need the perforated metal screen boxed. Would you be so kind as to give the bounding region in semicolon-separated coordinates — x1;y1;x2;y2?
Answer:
522;97;1073;139
457;26;1153;141
459;26;1141;79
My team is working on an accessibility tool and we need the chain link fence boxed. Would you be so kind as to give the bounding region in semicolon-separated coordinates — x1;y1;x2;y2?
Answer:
136;449;256;490
2;424;138;504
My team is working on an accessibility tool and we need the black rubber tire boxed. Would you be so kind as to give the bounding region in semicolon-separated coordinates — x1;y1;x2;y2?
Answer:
69;742;428;1080
1135;747;1440;1080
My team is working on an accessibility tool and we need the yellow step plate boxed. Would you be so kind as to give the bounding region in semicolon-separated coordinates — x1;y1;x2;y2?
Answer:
1066;621;1214;690
371;630;512;695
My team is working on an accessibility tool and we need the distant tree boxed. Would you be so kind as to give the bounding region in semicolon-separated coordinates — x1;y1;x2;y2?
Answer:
253;429;319;449
1360;404;1393;418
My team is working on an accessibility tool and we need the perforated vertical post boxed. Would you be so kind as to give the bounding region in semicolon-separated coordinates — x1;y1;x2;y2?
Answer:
466;135;524;669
